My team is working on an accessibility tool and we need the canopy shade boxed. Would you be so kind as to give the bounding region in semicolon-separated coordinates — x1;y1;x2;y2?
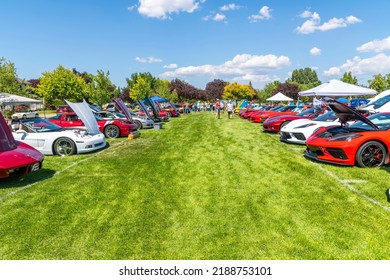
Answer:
298;79;377;97
151;95;168;103
266;92;293;102
0;92;43;106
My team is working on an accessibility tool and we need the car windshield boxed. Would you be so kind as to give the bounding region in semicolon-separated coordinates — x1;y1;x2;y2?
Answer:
20;118;62;132
349;113;390;131
313;111;337;122
296;107;316;116
365;95;390;109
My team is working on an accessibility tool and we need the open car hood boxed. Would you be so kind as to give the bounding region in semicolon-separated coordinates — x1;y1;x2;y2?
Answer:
0;112;17;152
65;99;101;135
327;99;378;129
112;98;134;122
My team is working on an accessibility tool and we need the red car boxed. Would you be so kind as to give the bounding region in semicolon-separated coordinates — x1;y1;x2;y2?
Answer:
48;112;139;138
252;105;299;123
305;100;390;167
0;113;44;179
263;107;327;133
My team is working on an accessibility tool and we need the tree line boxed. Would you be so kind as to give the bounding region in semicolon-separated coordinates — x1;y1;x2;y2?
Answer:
1;57;390;108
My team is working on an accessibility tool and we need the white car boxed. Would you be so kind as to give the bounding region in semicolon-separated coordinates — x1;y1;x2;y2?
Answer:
12;110;39;119
11;101;106;156
360;94;390;114
280;111;340;145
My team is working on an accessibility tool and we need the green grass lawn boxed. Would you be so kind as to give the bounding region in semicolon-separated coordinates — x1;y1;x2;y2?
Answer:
1;111;390;260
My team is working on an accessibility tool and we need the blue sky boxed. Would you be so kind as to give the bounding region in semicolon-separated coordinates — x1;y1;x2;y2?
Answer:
2;0;390;90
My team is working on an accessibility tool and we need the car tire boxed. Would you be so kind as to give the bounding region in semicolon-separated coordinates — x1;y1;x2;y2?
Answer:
104;124;120;138
54;137;76;156
22;114;27;119
355;141;387;168
134;120;143;130
35;113;39;118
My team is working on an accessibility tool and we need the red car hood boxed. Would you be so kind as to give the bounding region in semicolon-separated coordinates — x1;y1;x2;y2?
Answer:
0;141;44;169
266;114;309;124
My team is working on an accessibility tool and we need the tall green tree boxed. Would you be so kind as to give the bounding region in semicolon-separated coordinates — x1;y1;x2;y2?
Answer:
37;65;88;107
0;57;22;94
89;70;116;105
155;79;178;102
129;76;153;101
368;74;390;92
290;67;320;85
341;72;358;85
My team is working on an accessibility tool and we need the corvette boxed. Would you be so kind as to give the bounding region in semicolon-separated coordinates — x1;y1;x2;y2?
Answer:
48;100;139;138
263;107;326;133
280;111;338;145
305;100;390;167
0;113;44;179
11;117;106;157
252;105;298;123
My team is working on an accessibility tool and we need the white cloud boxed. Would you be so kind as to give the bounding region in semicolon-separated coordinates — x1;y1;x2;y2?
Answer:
295;10;361;34
135;56;162;63
137;0;201;19
220;4;242;11
310;47;321;56
213;13;226;22
249;6;272;22
324;53;390;76
160;53;290;83
163;63;178;69
127;5;137;11
357;36;390;53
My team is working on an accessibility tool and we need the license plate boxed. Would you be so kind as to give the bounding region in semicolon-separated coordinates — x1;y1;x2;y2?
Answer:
31;162;40;172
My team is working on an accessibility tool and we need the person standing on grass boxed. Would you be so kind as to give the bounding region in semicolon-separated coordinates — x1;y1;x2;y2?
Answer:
226;100;234;119
220;100;225;114
215;99;221;119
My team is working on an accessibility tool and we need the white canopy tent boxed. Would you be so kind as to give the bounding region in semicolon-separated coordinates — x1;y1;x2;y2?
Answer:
0;92;43;110
266;92;293;102
298;79;377;97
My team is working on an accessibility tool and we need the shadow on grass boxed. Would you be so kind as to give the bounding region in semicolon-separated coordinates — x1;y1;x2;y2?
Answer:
0;168;56;190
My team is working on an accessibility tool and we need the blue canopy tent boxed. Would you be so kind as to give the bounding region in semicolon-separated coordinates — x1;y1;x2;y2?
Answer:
151;96;168;103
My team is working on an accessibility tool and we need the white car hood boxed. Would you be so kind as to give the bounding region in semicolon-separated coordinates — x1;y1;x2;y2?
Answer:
65;99;100;135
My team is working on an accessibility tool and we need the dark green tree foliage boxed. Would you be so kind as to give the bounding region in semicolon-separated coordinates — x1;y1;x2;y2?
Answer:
205;79;228;100
341;72;358;85
291;68;320;85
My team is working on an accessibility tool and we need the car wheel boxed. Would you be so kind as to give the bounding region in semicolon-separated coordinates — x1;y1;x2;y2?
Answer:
134;120;142;130
356;141;386;168
35;113;39;118
22;114;27;119
54;137;76;156
280;121;291;129
104;124;120;138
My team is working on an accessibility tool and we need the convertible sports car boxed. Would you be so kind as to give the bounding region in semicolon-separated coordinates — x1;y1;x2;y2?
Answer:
11;117;106;157
263;107;326;133
280;111;338;145
0;113;44;179
305;100;390;167
48;100;139;138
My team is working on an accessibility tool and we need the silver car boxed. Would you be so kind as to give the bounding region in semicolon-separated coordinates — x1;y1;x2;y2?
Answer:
94;111;154;129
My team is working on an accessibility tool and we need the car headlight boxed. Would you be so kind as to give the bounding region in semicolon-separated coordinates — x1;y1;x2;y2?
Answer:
328;133;362;142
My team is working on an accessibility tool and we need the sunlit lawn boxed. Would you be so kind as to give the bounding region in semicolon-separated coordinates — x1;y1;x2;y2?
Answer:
0;111;389;259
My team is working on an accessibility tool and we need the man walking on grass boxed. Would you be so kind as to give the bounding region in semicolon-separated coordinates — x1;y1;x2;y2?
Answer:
226;100;234;119
215;99;221;119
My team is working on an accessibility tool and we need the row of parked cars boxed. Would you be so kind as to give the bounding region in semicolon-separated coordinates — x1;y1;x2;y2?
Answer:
239;93;390;168
0;97;180;179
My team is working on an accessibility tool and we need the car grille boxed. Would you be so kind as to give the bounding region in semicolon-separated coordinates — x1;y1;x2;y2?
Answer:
306;146;324;156
326;148;348;160
292;133;306;141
